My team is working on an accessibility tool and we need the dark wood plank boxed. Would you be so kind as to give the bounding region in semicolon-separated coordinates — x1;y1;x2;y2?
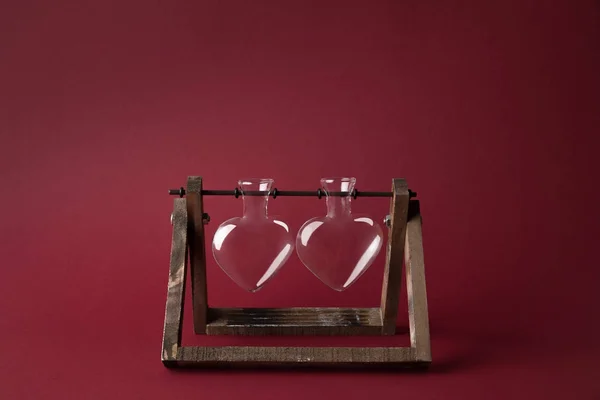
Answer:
380;178;410;334
405;200;431;362
175;346;418;367
161;199;187;365
206;307;382;336
186;176;208;334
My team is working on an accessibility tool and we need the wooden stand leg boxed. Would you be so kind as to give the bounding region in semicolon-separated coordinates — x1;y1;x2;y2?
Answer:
161;199;187;366
380;179;410;334
406;200;431;362
186;176;208;334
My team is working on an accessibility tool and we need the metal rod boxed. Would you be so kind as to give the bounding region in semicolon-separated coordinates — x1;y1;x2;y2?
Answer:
234;190;393;197
169;187;417;198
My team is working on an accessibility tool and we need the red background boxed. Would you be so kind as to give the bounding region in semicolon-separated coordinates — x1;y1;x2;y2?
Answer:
1;0;599;398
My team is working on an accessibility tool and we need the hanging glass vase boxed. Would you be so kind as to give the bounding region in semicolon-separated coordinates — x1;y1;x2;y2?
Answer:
296;177;384;291
212;178;294;292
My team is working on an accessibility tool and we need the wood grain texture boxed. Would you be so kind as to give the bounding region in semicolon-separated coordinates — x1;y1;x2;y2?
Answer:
161;199;187;365
380;178;409;335
174;346;419;367
405;200;431;362
186;176;208;334
206;308;382;335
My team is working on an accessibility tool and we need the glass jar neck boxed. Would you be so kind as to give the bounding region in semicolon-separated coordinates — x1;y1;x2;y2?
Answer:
242;195;269;218
239;178;273;219
321;177;356;218
326;196;352;217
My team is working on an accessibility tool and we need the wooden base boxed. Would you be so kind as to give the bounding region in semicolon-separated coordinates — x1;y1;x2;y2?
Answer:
165;346;425;368
161;177;431;368
206;307;382;335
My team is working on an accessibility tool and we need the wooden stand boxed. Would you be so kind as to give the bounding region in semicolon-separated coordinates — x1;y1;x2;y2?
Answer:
161;177;431;368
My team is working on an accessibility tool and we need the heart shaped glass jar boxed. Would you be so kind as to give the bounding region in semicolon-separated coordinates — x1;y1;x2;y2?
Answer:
212;179;294;292
296;177;384;291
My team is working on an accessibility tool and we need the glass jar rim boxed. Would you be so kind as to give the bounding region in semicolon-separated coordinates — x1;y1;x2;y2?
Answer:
238;178;274;186
320;177;356;184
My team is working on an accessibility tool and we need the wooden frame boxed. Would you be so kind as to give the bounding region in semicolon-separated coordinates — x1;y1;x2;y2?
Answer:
161;177;431;368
